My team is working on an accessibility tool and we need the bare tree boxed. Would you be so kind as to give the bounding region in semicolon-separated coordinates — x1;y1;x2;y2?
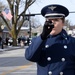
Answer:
65;19;71;27
64;19;74;30
0;1;6;26
23;17;41;28
0;0;37;46
31;17;41;28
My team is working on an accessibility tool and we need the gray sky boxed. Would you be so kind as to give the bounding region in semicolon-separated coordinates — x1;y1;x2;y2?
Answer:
28;0;75;25
1;0;75;25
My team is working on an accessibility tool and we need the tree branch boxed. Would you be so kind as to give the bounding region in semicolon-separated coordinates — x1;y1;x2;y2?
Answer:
17;0;36;19
17;17;24;35
0;15;11;31
15;0;20;25
28;0;36;6
7;0;12;12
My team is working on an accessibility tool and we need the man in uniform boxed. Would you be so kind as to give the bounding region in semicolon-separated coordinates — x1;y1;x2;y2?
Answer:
25;4;75;75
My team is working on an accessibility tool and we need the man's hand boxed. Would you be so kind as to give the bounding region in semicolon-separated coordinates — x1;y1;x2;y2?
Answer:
41;21;54;40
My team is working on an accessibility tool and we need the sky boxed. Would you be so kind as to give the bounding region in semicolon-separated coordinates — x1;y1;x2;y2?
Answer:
1;0;75;25
26;0;75;25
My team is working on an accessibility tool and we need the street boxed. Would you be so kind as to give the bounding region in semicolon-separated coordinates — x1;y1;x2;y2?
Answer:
0;48;37;75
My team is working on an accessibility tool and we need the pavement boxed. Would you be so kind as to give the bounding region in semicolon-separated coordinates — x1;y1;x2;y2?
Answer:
0;45;26;52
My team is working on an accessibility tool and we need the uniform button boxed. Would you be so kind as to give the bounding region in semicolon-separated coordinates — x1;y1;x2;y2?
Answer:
29;42;31;45
64;45;67;49
29;41;31;43
25;41;27;43
48;71;52;75
60;72;63;75
65;38;67;40
47;57;51;61
29;41;32;45
45;45;49;48
61;58;65;62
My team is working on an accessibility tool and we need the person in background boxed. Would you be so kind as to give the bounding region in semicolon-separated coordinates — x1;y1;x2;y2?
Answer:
6;37;9;45
25;4;75;75
0;36;2;46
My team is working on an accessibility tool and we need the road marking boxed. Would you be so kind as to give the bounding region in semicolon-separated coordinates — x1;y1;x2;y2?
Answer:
1;63;33;75
11;71;36;73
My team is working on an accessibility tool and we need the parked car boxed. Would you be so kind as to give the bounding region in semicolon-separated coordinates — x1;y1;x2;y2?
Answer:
8;38;13;46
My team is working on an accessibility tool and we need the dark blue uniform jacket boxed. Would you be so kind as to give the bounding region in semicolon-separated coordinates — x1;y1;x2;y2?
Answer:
25;29;75;75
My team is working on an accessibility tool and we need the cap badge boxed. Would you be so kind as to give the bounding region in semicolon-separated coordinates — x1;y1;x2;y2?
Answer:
48;6;56;11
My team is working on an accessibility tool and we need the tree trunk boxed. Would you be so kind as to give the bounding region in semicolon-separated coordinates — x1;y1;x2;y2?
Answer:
12;38;17;46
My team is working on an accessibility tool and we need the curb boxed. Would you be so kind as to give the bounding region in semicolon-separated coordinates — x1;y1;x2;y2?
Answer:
0;46;24;52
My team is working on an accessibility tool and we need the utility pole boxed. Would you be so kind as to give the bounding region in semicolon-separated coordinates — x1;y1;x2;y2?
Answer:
18;13;41;38
29;16;31;38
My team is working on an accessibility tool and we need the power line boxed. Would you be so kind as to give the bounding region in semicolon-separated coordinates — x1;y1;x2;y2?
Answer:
18;11;75;17
69;11;75;13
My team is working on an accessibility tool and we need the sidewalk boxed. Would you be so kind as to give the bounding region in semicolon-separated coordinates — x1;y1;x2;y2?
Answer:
0;45;24;52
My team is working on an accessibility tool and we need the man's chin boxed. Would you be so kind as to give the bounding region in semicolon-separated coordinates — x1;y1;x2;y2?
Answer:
50;31;56;35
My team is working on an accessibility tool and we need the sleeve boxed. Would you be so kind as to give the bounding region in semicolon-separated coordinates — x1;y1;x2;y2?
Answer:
25;36;43;62
71;37;75;56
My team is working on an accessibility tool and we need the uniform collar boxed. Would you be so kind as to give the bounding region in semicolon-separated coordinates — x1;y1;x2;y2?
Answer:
60;29;68;39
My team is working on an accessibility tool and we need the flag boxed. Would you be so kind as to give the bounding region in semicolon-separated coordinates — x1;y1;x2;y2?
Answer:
1;8;13;20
